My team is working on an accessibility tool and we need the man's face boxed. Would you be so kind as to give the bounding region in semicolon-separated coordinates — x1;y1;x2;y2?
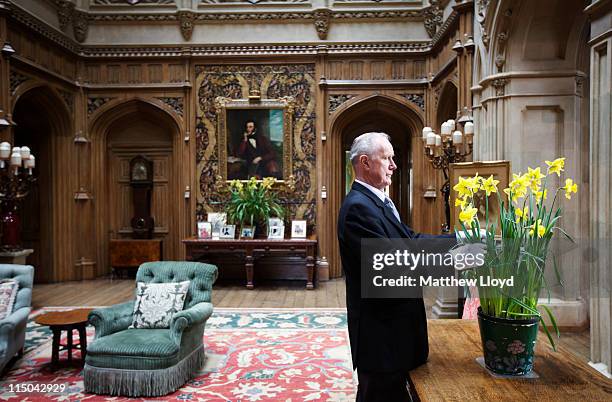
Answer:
246;122;255;134
361;139;397;190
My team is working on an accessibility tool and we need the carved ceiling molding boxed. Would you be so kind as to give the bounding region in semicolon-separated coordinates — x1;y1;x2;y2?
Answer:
10;2;80;52
79;42;431;58
73;10;89;43
314;8;331;40
85;9;423;23
59;89;75;111
423;0;443;38
93;0;175;5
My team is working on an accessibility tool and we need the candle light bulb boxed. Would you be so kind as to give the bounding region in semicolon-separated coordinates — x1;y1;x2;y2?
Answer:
448;120;456;131
426;131;436;146
20;146;30;159
28;154;35;169
464;121;474;134
10;151;21;167
0;142;11;159
452;130;463;144
422;127;432;139
441;122;451;135
435;134;442;147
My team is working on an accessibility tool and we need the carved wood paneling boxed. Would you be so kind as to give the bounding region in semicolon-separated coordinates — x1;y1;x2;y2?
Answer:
83;62;186;85
195;64;317;231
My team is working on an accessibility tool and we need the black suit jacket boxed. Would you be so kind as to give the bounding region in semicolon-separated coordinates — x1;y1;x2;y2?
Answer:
338;182;447;373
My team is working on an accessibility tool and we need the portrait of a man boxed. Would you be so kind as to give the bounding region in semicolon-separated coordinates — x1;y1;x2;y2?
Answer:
227;109;283;180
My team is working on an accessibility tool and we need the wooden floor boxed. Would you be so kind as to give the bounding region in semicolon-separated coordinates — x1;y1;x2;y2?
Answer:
32;277;591;364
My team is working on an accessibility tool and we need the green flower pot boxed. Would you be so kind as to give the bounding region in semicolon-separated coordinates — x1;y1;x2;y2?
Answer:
477;307;539;375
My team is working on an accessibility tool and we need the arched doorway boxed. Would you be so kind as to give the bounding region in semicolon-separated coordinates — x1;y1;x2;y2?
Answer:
327;95;425;278
89;99;184;276
12;85;72;283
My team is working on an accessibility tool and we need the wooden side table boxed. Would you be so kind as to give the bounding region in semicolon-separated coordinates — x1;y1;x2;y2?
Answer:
110;239;162;277
34;308;93;367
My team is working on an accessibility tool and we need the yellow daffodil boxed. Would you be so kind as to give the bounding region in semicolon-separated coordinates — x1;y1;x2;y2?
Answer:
262;177;276;190
526;167;545;189
563;178;578;200
534;189;548;203
529;219;546;238
482;175;499;196
545;157;565;176
455;197;467;209
453;176;474;199
515;205;529;223
459;205;478;225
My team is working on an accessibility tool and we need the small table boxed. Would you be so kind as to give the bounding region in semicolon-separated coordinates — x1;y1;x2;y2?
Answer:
183;237;318;289
34;308;93;367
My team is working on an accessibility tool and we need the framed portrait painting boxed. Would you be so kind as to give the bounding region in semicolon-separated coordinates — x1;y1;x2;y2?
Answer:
449;161;511;236
216;96;295;182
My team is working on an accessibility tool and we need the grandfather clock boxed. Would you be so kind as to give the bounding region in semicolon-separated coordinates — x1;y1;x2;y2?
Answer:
129;156;154;239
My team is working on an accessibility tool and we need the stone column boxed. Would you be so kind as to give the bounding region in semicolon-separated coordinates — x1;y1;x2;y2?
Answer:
587;0;612;379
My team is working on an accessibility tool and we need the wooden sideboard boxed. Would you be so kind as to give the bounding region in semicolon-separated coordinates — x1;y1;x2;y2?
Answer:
183;237;317;289
410;320;612;401
109;239;162;277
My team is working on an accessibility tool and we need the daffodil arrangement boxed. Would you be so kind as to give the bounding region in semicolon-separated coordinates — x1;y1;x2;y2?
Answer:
225;177;284;227
453;157;578;349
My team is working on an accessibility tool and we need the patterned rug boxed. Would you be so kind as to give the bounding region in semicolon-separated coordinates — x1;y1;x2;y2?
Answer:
1;308;355;401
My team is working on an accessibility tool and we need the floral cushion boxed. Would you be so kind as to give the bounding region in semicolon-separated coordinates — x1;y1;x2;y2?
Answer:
0;279;18;320
130;281;190;329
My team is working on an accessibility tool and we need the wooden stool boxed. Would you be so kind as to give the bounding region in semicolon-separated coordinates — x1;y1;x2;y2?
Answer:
34;308;93;367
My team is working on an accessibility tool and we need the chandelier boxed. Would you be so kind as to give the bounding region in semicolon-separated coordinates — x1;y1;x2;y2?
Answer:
422;117;474;232
0;142;36;251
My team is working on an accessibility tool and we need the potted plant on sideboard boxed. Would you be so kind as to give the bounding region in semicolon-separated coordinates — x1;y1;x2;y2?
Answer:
454;157;577;375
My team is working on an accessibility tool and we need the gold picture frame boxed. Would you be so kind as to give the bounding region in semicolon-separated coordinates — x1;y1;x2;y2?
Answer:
449;161;511;235
216;96;295;182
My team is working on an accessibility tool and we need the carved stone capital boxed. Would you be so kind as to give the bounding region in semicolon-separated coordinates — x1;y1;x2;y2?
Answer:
178;11;196;41
313;8;331;40
491;78;507;96
73;10;89;43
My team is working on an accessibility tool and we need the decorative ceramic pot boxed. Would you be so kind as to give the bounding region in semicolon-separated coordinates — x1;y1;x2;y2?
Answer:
477;307;539;375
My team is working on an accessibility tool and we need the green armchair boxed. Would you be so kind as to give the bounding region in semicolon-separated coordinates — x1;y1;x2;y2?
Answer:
84;261;218;397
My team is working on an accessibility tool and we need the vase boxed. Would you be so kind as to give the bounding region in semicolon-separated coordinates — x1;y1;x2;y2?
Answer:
254;221;267;239
0;202;21;250
477;307;539;375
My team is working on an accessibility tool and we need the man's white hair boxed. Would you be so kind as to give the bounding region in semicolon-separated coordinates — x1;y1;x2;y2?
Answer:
349;132;391;165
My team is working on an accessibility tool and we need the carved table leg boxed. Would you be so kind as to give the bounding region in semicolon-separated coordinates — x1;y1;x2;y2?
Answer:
245;250;254;289
306;246;315;290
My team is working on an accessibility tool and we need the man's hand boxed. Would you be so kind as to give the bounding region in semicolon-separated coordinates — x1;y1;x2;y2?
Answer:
243;132;249;141
252;156;262;164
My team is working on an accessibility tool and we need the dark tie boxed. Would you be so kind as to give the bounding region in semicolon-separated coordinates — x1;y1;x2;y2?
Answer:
384;197;401;223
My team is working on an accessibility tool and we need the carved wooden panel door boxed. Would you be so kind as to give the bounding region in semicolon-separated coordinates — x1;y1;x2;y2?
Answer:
108;147;175;261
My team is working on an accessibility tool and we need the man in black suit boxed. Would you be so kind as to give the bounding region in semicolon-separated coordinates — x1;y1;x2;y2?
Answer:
338;132;444;402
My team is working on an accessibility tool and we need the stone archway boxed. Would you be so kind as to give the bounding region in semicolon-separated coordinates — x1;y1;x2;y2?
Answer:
323;95;425;279
12;84;74;283
88;98;186;277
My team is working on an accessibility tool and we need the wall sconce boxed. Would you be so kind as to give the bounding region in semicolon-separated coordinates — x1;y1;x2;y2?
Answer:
321;131;327;141
452;39;464;53
1;42;15;58
321;185;327;199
